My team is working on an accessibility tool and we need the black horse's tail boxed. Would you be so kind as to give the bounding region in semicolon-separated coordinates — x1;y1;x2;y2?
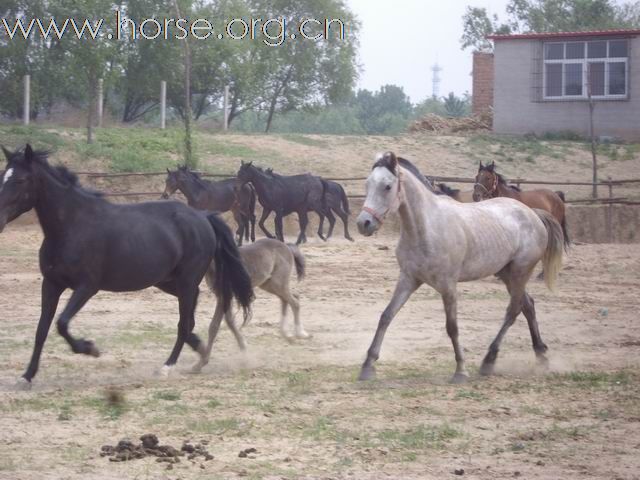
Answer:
287;244;306;281
338;182;351;215
206;214;254;324
555;191;571;250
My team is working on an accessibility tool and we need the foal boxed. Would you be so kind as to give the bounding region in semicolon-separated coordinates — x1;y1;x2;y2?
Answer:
192;238;308;373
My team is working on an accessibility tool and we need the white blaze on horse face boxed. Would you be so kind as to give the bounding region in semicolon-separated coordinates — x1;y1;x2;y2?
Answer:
2;168;14;186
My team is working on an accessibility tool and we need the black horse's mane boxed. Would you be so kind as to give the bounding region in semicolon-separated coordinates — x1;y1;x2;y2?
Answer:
437;183;459;197
16;148;104;198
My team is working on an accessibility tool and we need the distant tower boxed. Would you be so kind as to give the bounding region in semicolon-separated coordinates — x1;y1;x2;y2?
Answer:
431;63;442;98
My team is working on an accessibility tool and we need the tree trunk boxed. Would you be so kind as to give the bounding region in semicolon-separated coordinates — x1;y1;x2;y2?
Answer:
173;0;194;168
86;69;97;144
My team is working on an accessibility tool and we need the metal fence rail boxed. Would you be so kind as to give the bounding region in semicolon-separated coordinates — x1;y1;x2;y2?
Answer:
77;171;640;205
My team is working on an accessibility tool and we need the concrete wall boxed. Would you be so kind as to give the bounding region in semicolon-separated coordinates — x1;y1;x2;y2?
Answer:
472;52;495;116
493;37;640;141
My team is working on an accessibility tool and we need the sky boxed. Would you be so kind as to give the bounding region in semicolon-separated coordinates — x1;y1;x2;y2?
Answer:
345;0;512;104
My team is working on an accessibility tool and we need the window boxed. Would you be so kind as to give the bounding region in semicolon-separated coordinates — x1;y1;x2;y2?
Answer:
543;39;629;100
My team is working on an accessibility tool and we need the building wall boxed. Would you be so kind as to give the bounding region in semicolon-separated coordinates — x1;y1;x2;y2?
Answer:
472;52;495;116
493;37;640;141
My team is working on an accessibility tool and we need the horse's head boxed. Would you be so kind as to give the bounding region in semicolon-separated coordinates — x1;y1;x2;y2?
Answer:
236;161;256;187
357;152;403;237
473;161;498;202
162;166;192;199
0;144;39;232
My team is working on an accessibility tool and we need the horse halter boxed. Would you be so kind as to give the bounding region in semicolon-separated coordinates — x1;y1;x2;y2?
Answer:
474;172;498;199
361;171;403;225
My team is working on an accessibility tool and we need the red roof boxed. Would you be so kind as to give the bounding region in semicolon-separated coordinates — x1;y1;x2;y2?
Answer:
487;29;640;40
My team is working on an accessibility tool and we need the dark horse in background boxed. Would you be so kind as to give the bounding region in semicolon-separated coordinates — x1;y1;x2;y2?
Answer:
162;166;256;245
236;162;328;244
473;161;570;249
264;168;353;242
0;145;254;386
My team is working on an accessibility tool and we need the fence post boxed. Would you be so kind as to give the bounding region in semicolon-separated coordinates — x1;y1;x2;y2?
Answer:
97;79;104;128
607;176;613;243
223;85;230;131
23;75;30;126
160;81;166;130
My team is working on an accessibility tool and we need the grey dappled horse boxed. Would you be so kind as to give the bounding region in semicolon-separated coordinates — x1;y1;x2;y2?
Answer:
356;152;563;383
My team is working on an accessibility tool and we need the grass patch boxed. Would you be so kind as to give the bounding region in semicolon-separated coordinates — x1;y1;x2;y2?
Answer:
279;134;329;148
186;417;250;436
0;125;68;151
377;423;462;450
152;390;181;401
454;389;487;401
465;134;566;165
558;370;631;389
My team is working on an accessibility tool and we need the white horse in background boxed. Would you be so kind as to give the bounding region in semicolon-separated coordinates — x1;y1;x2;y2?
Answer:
356;152;563;383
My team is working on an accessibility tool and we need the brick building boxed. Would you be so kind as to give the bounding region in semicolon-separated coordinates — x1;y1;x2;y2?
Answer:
472;29;640;141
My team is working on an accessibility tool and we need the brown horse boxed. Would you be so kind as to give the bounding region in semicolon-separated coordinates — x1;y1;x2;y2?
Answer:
473;162;570;249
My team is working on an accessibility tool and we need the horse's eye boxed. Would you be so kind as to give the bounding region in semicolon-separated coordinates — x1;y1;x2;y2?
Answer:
385;185;392;191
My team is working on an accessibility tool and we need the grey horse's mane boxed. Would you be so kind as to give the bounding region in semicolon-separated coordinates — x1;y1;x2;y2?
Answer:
373;154;435;192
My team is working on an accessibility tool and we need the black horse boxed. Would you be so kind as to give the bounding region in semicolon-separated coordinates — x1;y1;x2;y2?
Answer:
162;166;256;245
0;145;254;385
236;162;327;244
318;179;353;242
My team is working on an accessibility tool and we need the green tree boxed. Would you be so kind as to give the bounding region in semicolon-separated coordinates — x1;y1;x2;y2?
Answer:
354;85;412;135
461;0;640;51
443;92;469;118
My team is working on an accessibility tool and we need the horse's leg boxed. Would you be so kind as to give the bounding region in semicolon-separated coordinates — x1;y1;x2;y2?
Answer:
191;298;224;374
289;292;308;339
325;210;336;240
22;279;65;384
250;213;256;242
164;286;203;376
224;309;247;351
275;211;285;242
338;208;354;242
56;286;100;357
317;213;326;240
480;271;529;376
232;209;244;246
441;288;468;384
259;208;275;239
359;273;419;381
278;298;293;342
295;211;309;245
522;292;549;368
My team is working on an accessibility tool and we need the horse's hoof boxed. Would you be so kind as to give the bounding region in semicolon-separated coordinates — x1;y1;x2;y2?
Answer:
295;331;311;340
536;355;550;372
159;365;173;378
16;377;32;391
358;366;376;381
347;237;355;242
190;363;203;374
450;373;469;384
479;362;495;377
87;343;101;358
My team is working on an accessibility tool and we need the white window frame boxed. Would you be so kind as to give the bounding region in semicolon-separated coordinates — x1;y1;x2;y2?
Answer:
542;40;629;101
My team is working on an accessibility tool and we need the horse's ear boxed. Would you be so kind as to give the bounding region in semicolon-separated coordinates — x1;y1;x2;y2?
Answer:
487;161;495;172
479;160;484;169
1;146;11;161
167;168;171;173
384;152;398;174
240;160;245;166
24;144;34;165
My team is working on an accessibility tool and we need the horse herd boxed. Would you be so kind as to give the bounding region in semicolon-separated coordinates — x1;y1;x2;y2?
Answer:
0;145;567;388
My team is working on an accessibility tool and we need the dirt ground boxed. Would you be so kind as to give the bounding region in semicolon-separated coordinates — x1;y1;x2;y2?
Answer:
0;217;639;480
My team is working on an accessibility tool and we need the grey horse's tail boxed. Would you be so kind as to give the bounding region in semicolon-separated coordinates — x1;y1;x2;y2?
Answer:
535;209;564;292
287;244;306;281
